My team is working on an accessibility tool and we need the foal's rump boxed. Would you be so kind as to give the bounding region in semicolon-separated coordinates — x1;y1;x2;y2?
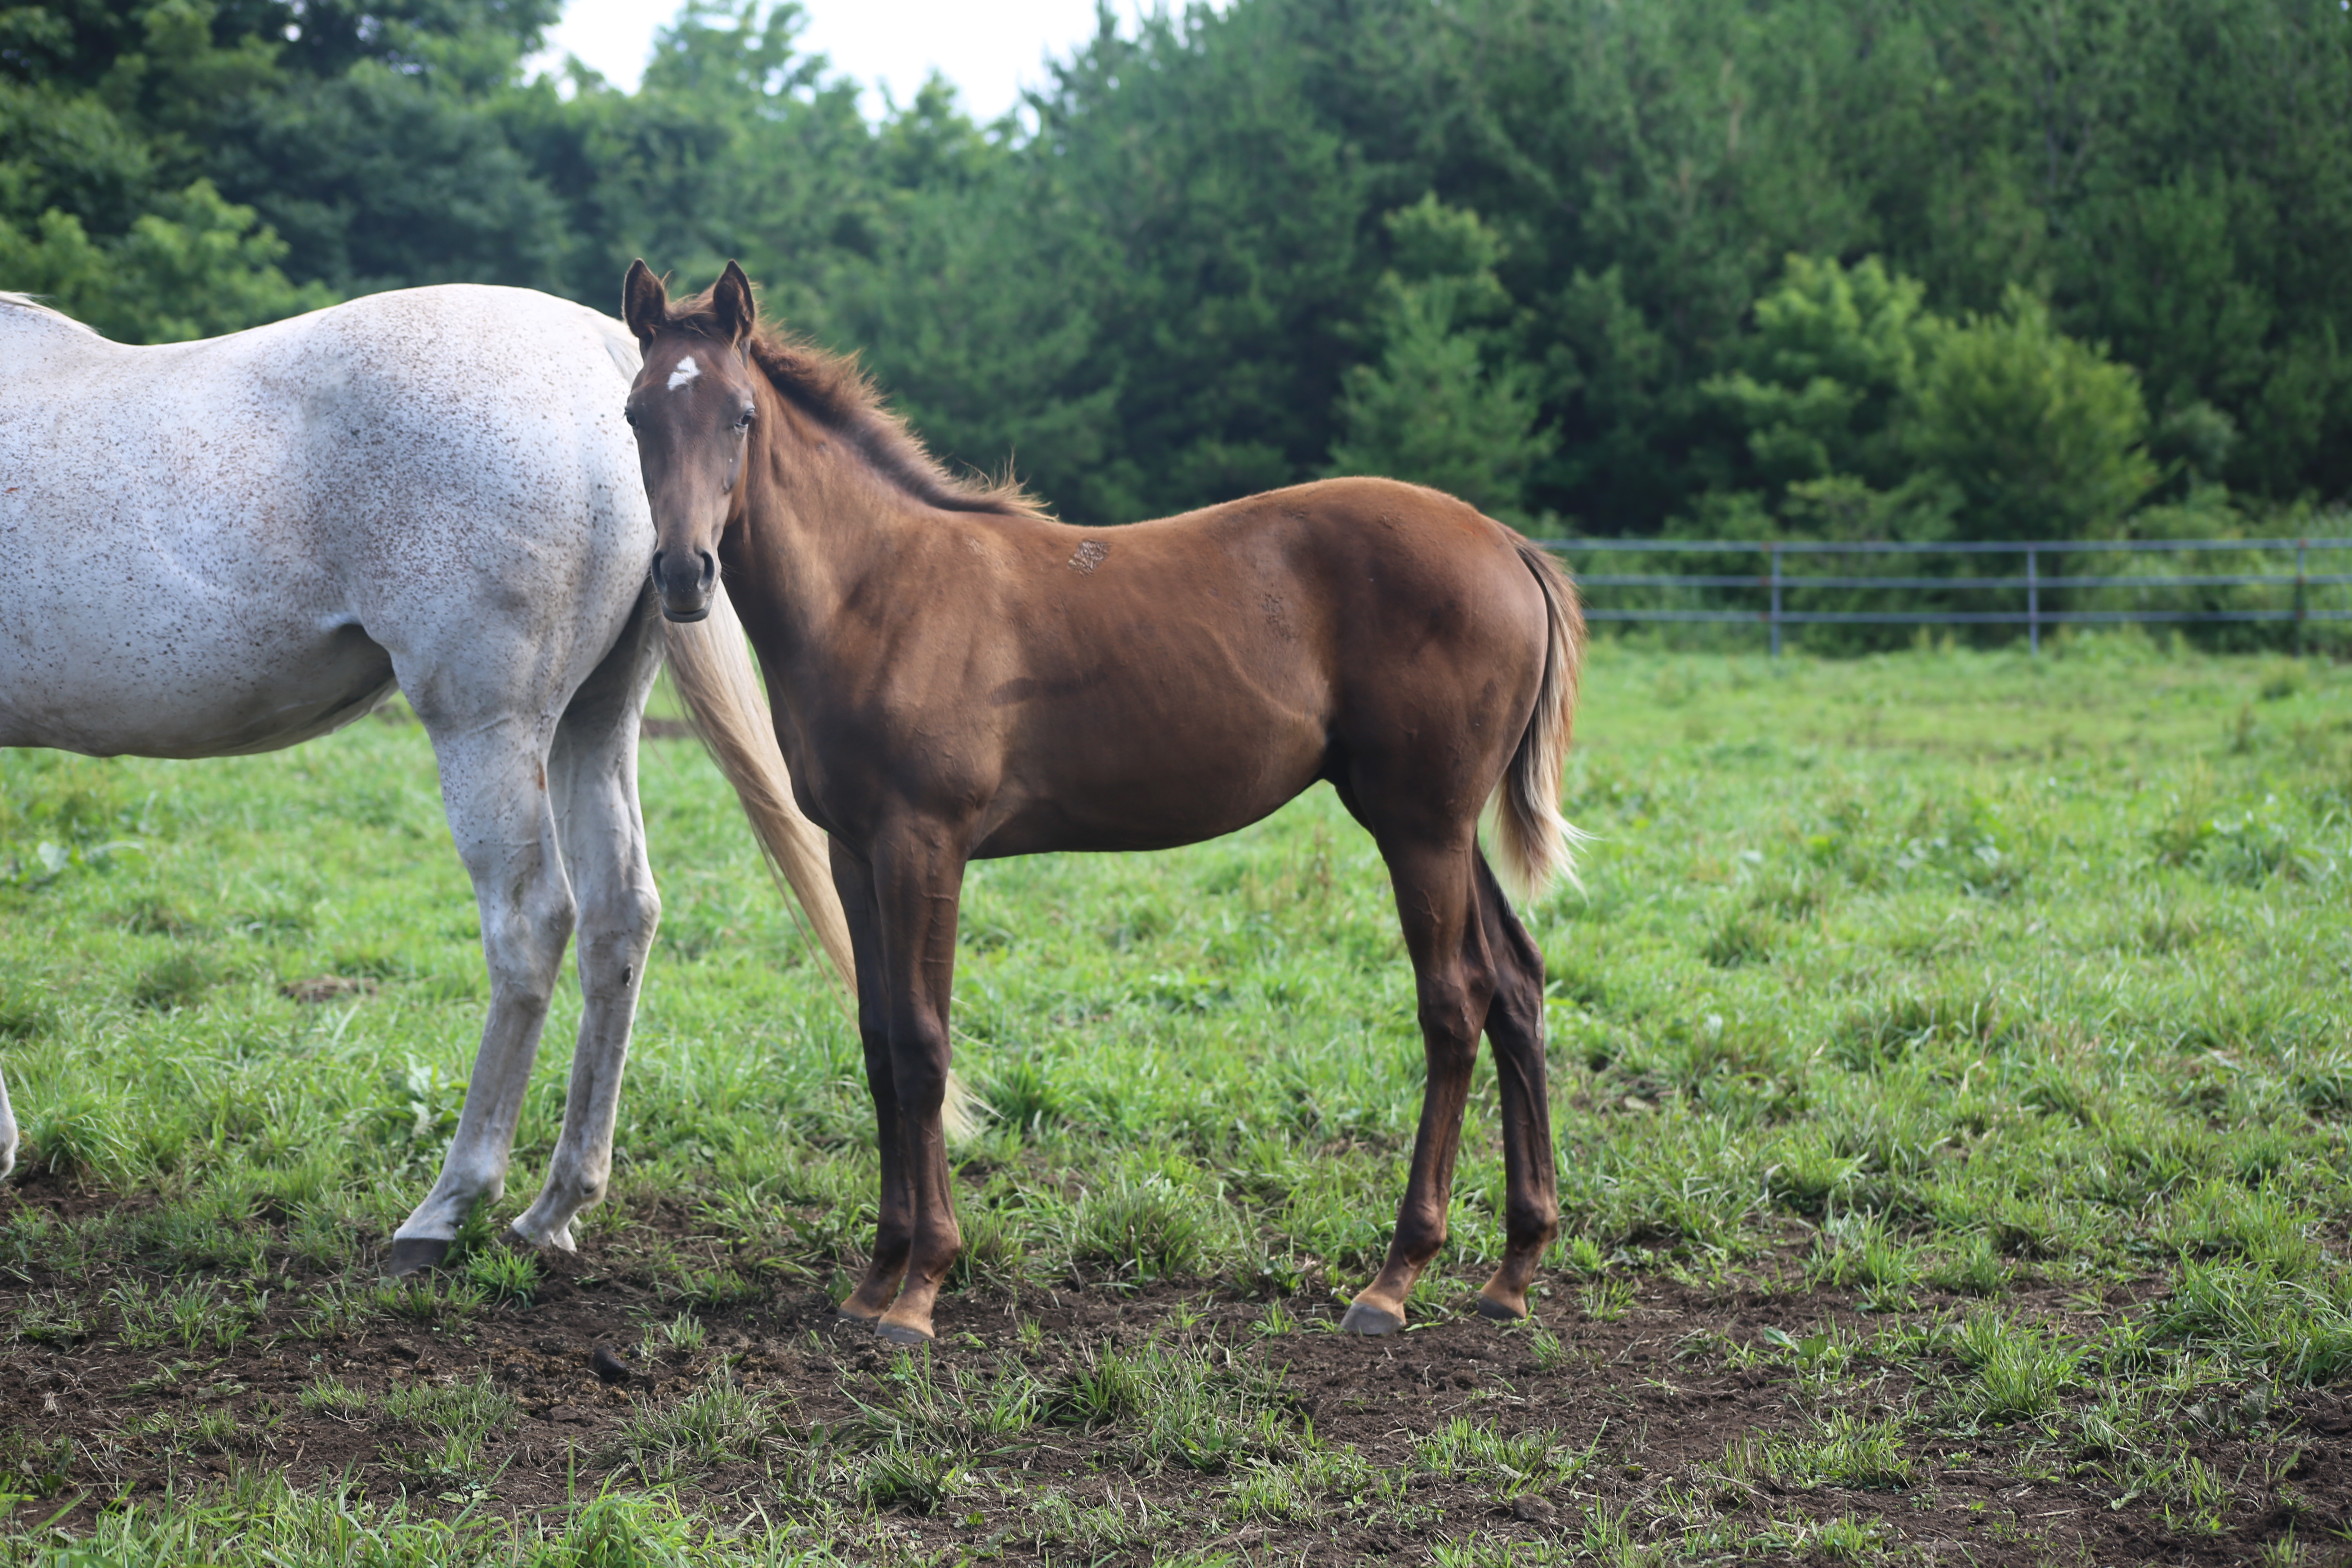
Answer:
1260;480;1572;885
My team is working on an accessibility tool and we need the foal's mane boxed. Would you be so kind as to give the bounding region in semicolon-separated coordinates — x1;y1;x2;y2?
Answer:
660;286;1046;521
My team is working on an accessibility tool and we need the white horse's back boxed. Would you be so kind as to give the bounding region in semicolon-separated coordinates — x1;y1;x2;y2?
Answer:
0;286;648;756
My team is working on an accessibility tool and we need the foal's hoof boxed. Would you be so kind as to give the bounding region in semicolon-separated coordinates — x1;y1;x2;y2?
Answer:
1472;1290;1529;1323
873;1319;934;1346
1339;1298;1406;1336
383;1237;451;1278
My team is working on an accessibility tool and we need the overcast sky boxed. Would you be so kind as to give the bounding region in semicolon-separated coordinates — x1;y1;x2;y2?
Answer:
532;0;1125;120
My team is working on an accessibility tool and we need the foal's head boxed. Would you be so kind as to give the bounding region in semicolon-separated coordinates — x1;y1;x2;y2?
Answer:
621;258;760;623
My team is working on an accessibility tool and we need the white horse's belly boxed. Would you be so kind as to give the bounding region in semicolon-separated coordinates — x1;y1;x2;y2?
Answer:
0;606;397;757
0;414;393;756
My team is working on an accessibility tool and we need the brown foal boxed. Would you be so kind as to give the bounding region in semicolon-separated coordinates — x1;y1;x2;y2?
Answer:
620;260;1588;1344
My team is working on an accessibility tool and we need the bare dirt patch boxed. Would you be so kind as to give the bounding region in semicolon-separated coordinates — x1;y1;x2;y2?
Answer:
3;1184;2345;1563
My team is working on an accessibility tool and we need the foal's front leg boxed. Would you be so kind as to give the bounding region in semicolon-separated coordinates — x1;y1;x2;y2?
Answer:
832;842;916;1323
862;825;968;1345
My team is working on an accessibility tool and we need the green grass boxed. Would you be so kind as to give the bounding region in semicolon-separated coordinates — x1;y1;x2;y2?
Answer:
1725;1409;1913;1491
4;630;2352;1558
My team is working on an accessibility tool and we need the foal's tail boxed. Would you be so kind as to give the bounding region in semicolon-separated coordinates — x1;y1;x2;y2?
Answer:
1492;541;1590;903
661;585;857;990
660;587;981;1140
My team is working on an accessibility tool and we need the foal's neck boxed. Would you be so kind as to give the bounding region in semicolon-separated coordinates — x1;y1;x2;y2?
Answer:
728;389;944;652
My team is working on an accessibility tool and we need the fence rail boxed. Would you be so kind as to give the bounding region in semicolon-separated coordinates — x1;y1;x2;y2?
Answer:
1532;536;2352;656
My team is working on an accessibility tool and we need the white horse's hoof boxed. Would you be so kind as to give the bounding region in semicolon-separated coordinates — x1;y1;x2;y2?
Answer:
508;1215;577;1253
383;1237;451;1277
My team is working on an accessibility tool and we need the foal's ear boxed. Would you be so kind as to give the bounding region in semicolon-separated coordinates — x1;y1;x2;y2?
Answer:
622;259;668;346
713;260;757;348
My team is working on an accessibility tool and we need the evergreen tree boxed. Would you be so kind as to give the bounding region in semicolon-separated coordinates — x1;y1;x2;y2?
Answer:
1325;196;1552;520
5;0;2348;521
1907;286;2159;540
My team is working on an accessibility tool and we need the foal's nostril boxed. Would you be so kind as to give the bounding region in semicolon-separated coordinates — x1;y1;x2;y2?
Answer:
696;550;717;591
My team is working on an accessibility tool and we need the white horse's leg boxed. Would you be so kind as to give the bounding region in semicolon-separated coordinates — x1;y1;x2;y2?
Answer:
0;1064;17;1182
385;717;576;1274
511;593;664;1251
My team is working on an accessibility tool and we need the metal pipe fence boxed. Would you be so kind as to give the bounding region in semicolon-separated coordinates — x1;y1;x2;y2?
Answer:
1532;536;2352;657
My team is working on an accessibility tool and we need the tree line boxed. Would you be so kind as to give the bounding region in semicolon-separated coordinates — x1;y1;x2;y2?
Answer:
6;0;2349;540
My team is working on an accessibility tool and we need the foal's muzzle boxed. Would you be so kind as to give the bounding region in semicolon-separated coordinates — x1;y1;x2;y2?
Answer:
653;548;717;622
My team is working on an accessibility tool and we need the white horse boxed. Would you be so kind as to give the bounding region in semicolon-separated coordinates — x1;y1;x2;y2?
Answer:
0;285;847;1272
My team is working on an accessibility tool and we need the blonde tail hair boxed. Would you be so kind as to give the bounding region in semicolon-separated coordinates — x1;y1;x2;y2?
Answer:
663;584;856;987
661;584;980;1138
1491;541;1591;902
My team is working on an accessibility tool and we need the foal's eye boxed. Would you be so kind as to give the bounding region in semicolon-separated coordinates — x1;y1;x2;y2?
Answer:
623;407;639;428
733;407;755;431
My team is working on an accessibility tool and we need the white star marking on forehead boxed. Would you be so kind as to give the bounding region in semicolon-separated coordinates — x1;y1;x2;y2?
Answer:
666;356;701;392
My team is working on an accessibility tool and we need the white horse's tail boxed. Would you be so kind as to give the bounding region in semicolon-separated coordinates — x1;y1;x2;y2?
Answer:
662;584;857;989
659;586;980;1138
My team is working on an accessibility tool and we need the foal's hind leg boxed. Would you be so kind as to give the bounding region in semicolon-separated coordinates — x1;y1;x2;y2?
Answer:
1467;852;1559;1321
1340;837;1497;1336
512;593;665;1252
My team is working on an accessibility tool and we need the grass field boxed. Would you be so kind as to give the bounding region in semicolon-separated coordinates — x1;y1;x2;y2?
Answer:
2;631;2350;1565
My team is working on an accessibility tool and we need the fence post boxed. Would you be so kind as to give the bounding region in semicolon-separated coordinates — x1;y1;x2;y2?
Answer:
2296;539;2308;658
1768;541;1782;659
2027;547;2039;656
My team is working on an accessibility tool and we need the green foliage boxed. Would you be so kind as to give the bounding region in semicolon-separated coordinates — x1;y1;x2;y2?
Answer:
1325;197;1554;519
1064;1167;1222;1282
1709;254;2165;547
1730;1410;1912;1490
7;0;2352;524
1412;1417;1586;1493
1947;1310;2081;1422
1706;254;1936;497
382;1370;517;1438
1908;287;2160;540
1063;1339;1292;1471
463;1241;541;1303
0;179;334;342
607;1370;774;1479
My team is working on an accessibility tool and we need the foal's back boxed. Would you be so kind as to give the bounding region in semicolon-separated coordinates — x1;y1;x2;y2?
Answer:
864;477;1550;860
0;288;647;757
